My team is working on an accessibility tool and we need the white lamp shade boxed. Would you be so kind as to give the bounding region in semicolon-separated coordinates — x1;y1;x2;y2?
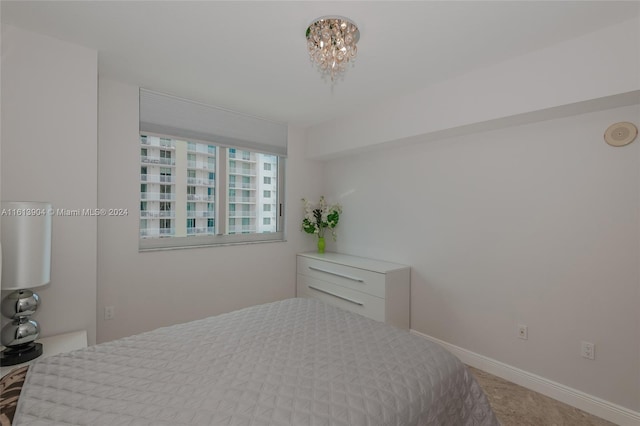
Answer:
1;201;52;290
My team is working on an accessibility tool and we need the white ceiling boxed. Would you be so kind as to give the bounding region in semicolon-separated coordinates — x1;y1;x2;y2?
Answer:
2;1;638;127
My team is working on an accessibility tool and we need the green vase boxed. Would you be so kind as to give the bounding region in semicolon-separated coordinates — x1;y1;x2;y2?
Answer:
317;237;326;253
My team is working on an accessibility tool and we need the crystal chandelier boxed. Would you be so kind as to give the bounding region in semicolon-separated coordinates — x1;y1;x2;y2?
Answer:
306;16;360;81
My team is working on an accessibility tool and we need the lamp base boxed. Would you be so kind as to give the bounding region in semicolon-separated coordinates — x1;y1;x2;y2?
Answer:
0;342;43;366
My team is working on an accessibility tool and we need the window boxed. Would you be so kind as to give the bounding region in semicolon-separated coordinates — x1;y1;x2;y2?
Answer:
138;90;286;250
139;135;284;250
160;185;172;200
159;219;173;237
159;150;173;165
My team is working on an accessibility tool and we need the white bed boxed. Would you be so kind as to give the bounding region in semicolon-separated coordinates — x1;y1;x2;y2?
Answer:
12;298;499;425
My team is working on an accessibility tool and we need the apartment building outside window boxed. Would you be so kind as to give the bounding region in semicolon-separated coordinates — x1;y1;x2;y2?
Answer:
139;89;286;250
139;134;283;249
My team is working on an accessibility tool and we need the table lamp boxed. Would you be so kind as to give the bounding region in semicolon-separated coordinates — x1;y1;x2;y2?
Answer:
0;201;52;366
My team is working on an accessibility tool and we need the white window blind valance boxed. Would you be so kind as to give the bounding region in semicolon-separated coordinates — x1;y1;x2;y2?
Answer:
139;89;287;156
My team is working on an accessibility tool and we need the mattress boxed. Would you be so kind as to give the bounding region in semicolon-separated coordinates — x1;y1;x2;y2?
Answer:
13;298;499;425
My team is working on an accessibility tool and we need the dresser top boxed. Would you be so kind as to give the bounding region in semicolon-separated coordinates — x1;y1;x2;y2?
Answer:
298;252;409;274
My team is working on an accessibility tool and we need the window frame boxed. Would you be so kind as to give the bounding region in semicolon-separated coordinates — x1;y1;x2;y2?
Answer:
139;132;285;251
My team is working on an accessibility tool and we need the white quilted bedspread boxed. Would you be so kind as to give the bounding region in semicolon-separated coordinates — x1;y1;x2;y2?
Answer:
14;298;499;426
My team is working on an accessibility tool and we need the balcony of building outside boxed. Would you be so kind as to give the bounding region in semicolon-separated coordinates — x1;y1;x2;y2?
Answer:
186;194;215;202
187;177;215;186
140;210;176;218
228;151;255;162
159;157;176;166
229;210;256;218
141;138;175;150
141;192;176;201
187;143;216;155
228;182;255;190
141;174;175;183
228;167;256;176
139;228;175;238
140;137;176;150
228;225;256;233
186;210;215;218
141;156;176;166
187;161;216;171
186;226;215;236
228;196;256;203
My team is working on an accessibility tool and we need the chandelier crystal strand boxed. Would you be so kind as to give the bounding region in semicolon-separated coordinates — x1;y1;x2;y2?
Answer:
306;17;360;81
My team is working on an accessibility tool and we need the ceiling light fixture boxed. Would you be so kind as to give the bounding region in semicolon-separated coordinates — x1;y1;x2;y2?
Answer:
306;16;360;81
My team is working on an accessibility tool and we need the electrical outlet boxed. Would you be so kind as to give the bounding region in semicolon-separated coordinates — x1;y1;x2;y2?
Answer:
581;341;595;360
104;306;115;320
517;324;528;340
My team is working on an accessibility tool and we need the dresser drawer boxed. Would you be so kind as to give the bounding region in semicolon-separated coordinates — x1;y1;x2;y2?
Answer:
296;252;411;329
297;256;386;298
297;274;385;322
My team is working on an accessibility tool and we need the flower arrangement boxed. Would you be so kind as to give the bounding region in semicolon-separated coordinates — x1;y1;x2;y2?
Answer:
301;197;342;252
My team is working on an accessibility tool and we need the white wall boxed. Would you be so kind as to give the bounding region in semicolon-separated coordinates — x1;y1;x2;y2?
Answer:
97;79;323;343
323;104;640;411
1;26;98;344
307;16;640;159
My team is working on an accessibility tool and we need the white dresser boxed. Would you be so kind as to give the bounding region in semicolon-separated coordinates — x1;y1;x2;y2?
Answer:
296;252;410;329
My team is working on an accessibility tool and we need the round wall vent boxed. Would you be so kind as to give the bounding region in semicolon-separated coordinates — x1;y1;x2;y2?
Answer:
604;122;637;147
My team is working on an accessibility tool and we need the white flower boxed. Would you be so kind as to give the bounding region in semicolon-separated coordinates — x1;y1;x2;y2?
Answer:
301;196;342;240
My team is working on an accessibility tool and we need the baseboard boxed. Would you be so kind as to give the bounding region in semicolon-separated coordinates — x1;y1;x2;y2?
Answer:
410;329;640;426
